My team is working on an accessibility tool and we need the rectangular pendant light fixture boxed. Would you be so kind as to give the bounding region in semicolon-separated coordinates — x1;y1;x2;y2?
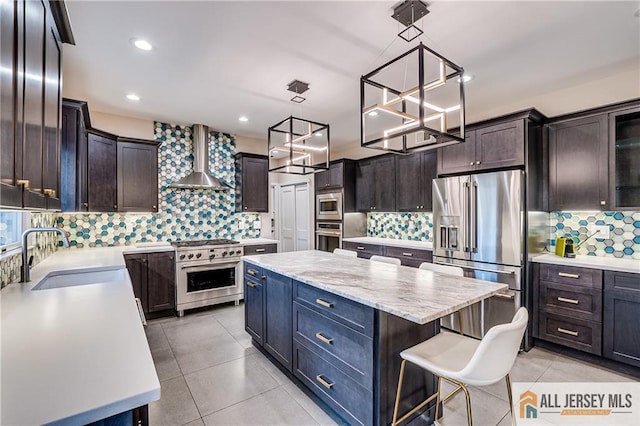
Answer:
361;42;466;154
268;116;330;174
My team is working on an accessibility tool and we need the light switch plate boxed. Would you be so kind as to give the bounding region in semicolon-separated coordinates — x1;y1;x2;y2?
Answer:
408;221;415;229
588;225;610;239
254;220;261;230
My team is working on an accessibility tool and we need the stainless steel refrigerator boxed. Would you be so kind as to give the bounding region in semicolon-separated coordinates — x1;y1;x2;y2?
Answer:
433;169;524;339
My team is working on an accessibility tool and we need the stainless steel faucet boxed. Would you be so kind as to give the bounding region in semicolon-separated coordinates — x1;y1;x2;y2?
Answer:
20;227;70;282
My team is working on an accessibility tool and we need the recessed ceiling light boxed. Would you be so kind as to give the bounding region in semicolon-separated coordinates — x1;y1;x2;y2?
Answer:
126;93;140;101
457;75;473;83
238;116;249;122
314;132;323;137
368;111;379;117
133;39;153;51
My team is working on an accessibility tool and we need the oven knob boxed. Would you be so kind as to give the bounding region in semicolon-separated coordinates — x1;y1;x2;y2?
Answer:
210;253;216;259
179;254;185;260
222;251;228;256
196;253;202;259
188;254;194;259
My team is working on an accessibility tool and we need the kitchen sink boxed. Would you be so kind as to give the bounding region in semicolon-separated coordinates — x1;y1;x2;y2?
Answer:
32;267;127;291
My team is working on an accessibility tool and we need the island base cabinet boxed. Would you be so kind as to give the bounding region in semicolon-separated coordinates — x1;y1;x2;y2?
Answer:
603;271;640;367
263;270;293;372
244;264;264;346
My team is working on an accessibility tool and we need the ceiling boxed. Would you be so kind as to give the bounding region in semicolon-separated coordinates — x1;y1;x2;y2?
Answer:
62;1;640;152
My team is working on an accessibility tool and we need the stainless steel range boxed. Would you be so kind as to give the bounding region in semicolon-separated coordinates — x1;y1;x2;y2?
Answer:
172;239;244;316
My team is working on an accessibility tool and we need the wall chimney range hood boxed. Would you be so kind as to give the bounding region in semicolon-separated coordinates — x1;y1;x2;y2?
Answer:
168;124;232;190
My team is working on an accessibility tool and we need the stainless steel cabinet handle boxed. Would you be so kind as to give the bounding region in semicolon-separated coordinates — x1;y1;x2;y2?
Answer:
315;332;334;345
17;179;30;188
469;162;474;166
558;272;580;279
316;374;334;389
247;282;256;288
247;269;258;276
316;298;334;308
557;297;579;305
600;200;606;206
557;327;578;337
494;292;515;300
255;248;265;253
402;252;413;257
356;246;365;250
476;161;481;165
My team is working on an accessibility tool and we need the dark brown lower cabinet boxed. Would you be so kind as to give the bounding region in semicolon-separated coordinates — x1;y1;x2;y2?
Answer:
341;241;432;266
603;271;640;367
124;251;175;318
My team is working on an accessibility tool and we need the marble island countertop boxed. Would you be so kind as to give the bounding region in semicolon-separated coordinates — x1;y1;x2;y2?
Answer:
243;250;506;324
1;247;160;425
343;236;433;251
530;253;640;274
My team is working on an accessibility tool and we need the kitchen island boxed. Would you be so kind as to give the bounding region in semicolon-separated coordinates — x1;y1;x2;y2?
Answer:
242;250;507;425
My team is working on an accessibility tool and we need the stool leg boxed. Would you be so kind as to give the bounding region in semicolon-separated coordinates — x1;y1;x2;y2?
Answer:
505;374;515;426
435;375;442;421
392;359;407;426
459;381;473;426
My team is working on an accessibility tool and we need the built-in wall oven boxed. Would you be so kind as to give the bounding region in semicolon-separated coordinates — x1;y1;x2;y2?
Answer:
316;192;342;221
315;222;342;253
172;239;243;316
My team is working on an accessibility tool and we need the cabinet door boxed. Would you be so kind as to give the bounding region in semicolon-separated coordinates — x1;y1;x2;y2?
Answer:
87;133;117;211
474;119;524;170
315;169;330;191
437;131;476;175
21;0;47;209
329;161;344;189
117;141;158;212
240;156;268;212
264;270;292;371
60;106;79;211
395;153;422;211
355;160;375;212
124;254;149;314
609;107;640;209
374;155;396;212
42;17;61;211
603;271;640;367
549;115;609;210
147;252;175;313
421;151;437;211
244;274;264;345
0;0;22;208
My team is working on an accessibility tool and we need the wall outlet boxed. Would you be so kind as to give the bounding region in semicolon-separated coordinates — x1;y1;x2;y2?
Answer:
253;219;261;230
370;220;377;228
408;220;415;229
238;221;245;230
588;224;610;239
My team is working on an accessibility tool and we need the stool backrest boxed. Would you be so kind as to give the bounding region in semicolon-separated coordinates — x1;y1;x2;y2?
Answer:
458;307;528;386
419;262;464;276
333;248;358;257
370;255;402;266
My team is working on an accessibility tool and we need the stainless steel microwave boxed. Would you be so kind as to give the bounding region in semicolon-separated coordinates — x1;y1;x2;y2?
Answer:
316;192;342;220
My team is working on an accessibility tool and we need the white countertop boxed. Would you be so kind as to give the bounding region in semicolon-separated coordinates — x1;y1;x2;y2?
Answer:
1;247;160;425
343;236;433;251
243;250;506;324
531;253;640;274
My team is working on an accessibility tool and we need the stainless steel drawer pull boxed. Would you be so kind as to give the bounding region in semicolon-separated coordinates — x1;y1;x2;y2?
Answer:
557;327;578;337
557;297;579;305
255;248;266;253
494;292;515;300
247;282;256;288
558;272;580;279
402;252;413;257
316;298;334;308
247;269;258;276
316;374;334;389
356;246;365;250
315;332;334;345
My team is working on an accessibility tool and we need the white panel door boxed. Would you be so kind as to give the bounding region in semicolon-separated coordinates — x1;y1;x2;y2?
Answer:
295;184;309;250
280;185;296;252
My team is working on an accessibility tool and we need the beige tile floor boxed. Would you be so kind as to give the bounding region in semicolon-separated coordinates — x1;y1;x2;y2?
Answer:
145;303;637;426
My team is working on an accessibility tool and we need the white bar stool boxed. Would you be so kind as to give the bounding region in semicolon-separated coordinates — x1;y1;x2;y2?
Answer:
333;248;358;257
419;262;466;335
370;255;402;265
392;307;528;426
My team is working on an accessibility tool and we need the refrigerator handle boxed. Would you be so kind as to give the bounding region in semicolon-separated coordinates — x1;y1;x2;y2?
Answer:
471;181;478;253
463;182;470;252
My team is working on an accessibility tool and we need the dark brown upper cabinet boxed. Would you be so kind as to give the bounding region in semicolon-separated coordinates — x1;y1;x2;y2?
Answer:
61;99;90;211
117;138;159;212
235;153;268;213
356;154;396;212
395;151;437;212
549;114;609;211
314;159;356;212
87;130;118;212
315;161;344;191
609;106;640;210
0;0;66;211
437;131;476;176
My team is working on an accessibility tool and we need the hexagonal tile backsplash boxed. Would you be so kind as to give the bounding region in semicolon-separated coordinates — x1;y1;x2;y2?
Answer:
56;122;260;248
367;212;433;242
550;211;640;259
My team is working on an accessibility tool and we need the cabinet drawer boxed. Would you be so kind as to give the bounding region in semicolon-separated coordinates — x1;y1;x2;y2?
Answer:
384;246;432;265
342;242;384;258
293;342;372;426
538;311;602;355
540;264;602;289
293;302;373;388
244;262;263;280
604;271;640;295
243;244;277;256
540;282;602;321
294;282;374;337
